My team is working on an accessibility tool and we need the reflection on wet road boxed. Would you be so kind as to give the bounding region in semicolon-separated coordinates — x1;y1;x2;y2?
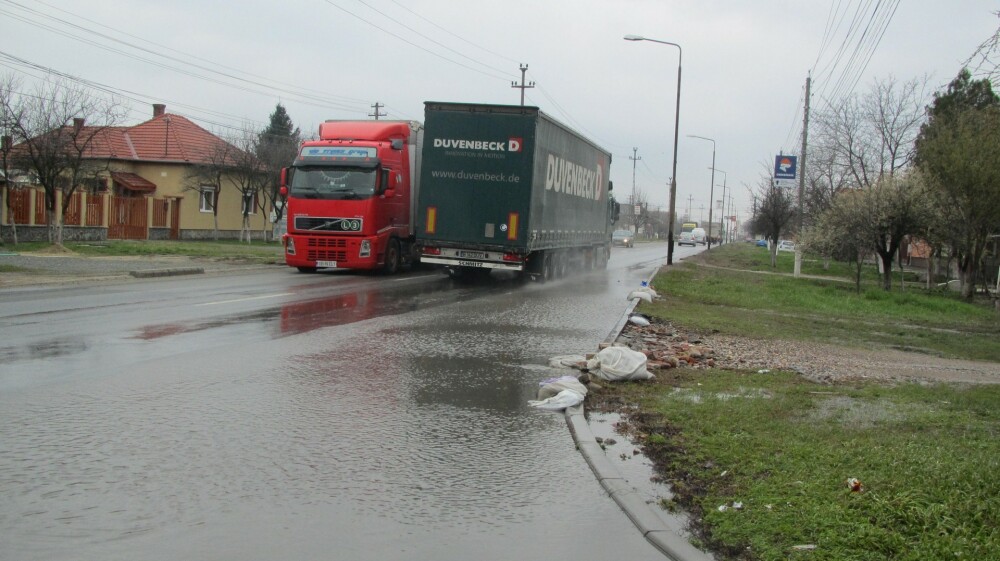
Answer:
0;243;692;560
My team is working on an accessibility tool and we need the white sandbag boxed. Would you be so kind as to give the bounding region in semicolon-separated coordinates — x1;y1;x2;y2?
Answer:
536;375;588;400
548;355;589;369
636;285;659;298
528;389;585;410
587;346;654;381
628;314;650;326
627;290;653;303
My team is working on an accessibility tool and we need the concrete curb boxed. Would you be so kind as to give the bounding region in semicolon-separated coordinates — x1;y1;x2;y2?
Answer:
566;265;712;561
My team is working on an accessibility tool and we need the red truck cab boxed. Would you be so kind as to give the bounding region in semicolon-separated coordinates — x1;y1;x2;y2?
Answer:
281;120;422;273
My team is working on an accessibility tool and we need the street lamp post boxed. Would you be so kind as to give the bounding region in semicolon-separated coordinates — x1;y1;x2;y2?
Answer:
625;34;681;264
688;135;715;249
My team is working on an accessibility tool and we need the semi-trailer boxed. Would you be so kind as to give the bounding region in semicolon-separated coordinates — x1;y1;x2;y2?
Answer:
416;102;618;280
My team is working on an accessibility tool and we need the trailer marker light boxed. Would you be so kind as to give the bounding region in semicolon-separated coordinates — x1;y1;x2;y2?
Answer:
502;252;522;263
507;212;519;241
423;246;441;256
426;206;437;234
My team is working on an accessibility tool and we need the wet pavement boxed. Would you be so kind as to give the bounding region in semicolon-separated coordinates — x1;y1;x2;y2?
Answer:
0;244;704;560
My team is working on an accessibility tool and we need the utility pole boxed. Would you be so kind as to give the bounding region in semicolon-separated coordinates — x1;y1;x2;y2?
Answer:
794;73;811;277
687;194;693;219
369;102;386;120
511;64;535;106
630;147;641;233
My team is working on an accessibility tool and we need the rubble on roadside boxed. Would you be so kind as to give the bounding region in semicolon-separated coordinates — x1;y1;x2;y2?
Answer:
611;316;719;371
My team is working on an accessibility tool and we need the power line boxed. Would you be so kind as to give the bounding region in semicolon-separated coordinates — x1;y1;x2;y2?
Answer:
321;0;511;83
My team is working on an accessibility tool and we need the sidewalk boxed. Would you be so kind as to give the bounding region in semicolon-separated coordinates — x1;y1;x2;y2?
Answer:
0;253;276;289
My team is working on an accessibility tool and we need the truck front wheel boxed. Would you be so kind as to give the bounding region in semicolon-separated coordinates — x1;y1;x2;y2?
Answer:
382;238;401;275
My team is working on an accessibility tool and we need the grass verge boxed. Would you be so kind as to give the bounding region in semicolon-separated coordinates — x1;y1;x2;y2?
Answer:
589;243;1000;559
643;244;999;361
593;370;1000;560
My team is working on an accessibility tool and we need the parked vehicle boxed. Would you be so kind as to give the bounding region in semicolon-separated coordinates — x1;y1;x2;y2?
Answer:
755;239;768;247
691;227;707;245
280;120;423;274
612;230;634;248
416;102;618;281
678;231;696;246
777;240;796;252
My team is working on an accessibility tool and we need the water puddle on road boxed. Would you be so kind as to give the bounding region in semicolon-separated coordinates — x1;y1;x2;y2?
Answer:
586;411;703;541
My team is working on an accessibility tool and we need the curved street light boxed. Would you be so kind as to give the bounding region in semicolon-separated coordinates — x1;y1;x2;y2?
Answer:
624;34;682;264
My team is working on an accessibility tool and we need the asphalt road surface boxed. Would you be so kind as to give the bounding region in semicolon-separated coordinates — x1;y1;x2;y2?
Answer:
0;242;705;561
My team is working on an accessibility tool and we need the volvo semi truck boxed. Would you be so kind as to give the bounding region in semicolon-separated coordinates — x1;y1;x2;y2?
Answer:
280;120;422;273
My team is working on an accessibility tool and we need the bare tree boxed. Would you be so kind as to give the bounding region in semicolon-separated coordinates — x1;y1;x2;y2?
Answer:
184;141;234;241
963;10;1000;89
225;125;268;243
749;174;796;268
4;76;125;245
814;76;930;189
0;74;23;244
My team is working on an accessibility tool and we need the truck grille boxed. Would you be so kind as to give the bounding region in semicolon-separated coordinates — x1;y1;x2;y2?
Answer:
294;216;363;232
306;238;347;261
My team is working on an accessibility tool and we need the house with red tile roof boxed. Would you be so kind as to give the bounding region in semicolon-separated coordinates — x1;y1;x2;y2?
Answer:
2;104;271;242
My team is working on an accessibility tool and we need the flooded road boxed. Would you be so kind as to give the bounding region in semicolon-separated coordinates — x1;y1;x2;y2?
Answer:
1;243;698;560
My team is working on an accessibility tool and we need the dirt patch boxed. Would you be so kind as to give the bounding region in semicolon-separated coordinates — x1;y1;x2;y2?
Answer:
617;316;1000;385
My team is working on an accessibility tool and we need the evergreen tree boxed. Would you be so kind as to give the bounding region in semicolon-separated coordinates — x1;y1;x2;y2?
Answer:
914;69;1000;298
257;103;301;228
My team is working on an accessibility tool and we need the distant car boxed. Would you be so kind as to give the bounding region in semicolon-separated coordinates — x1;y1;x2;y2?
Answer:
755;239;768;247
677;231;696;246
691;227;707;245
777;240;796;252
612;229;634;248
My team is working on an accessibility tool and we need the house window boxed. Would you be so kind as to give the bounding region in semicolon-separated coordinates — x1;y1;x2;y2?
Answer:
241;191;258;215
200;187;216;213
85;176;108;193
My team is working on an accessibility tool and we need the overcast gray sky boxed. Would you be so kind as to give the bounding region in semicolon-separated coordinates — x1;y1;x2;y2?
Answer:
1;0;996;223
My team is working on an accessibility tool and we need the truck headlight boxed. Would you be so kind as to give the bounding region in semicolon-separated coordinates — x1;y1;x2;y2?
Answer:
360;240;371;258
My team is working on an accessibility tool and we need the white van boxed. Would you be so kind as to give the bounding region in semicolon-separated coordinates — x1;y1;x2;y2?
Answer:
691;227;707;245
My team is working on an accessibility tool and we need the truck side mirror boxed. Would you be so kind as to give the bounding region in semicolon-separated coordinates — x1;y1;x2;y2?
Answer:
378;168;392;196
613;201;621;222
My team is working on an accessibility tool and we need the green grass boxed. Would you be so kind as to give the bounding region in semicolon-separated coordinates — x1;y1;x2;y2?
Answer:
601;243;1000;559
3;240;283;264
701;243;922;283
603;370;1000;560
645;245;1000;361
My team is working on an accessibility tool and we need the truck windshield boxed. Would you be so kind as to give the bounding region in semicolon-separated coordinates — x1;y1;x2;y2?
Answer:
290;166;376;200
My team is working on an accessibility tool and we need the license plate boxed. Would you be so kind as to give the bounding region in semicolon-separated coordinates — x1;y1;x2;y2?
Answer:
316;260;338;268
457;251;487;259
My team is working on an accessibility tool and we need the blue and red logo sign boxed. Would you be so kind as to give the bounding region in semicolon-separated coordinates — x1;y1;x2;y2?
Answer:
774;155;797;180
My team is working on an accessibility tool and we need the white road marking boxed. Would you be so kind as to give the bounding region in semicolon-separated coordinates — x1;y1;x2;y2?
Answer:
196;293;293;306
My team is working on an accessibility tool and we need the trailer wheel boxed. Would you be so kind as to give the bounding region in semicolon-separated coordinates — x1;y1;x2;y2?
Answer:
297;266;317;274
382;238;401;275
555;252;568;278
542;253;555;282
